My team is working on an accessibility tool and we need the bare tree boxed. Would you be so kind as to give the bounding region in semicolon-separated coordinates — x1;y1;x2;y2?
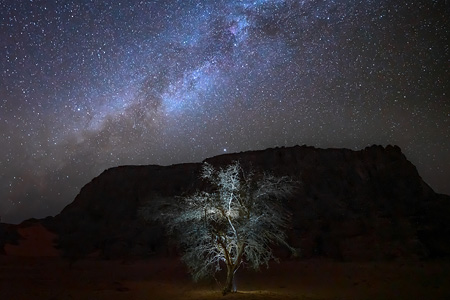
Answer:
140;161;297;295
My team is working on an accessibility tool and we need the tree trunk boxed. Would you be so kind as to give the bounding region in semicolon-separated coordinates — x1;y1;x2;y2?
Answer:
222;265;235;295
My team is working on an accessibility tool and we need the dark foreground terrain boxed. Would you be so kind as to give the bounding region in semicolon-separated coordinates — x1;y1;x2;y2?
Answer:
1;256;449;300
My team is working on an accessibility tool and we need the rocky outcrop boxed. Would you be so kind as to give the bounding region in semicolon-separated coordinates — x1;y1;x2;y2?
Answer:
0;223;21;255
45;163;200;259
5;145;449;260
204;145;449;260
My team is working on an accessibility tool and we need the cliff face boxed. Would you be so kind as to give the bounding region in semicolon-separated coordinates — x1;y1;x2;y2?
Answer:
32;145;450;260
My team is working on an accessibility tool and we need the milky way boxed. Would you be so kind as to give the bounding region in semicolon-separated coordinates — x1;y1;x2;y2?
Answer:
0;0;448;223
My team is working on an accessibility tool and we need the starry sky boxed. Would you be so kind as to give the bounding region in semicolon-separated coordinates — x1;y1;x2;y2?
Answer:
0;0;448;224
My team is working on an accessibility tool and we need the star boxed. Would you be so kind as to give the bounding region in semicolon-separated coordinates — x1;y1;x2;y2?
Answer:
0;0;448;223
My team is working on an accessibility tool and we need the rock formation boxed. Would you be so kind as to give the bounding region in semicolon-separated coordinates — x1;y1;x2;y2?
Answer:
2;145;450;260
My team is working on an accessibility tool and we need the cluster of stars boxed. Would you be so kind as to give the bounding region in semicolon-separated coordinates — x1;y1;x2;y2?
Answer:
0;0;448;223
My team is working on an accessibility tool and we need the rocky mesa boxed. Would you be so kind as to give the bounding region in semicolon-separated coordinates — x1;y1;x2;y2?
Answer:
2;145;450;261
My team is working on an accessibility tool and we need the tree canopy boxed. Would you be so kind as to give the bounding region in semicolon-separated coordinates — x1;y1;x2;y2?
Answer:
140;161;297;294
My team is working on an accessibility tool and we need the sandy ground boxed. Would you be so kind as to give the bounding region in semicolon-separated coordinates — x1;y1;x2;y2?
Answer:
1;224;449;299
3;224;60;257
1;256;449;300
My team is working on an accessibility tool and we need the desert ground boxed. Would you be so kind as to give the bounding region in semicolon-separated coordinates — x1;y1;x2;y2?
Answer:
1;224;449;300
1;256;450;300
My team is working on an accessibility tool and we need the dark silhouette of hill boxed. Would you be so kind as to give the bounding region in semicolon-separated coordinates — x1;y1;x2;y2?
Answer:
2;145;449;260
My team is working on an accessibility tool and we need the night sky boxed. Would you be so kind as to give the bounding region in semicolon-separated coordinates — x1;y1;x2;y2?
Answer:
0;0;448;223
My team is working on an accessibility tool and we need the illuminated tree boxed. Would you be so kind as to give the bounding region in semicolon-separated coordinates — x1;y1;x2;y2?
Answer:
141;161;297;295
